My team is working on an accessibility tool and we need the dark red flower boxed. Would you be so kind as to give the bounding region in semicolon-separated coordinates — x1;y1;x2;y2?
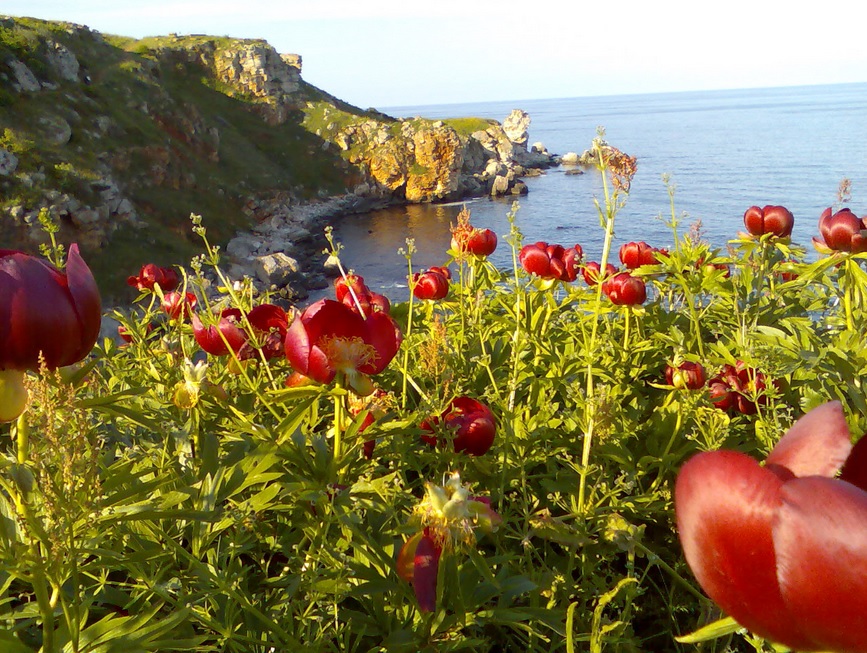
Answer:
126;263;179;292
334;273;391;315
162;291;197;321
619;241;660;269
412;267;450;300
397;530;442;613
421;396;496;456
743;205;795;238
245;303;289;360
191;308;247;356
284;299;401;395
334;273;367;304
675;401;867;652
602;272;647;306
519;242;583;282
582;261;616;286
0;244;101;371
814;207;867;253
665;361;706;390
451;211;497;257
707;361;772;415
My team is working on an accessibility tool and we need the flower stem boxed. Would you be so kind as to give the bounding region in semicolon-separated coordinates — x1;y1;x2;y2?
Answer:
15;411;29;465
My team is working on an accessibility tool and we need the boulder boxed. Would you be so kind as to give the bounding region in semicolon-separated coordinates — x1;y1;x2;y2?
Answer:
39;115;72;146
503;109;531;146
46;41;80;82
9;59;40;92
254;252;301;287
490;175;511;196
0;148;18;176
561;152;581;165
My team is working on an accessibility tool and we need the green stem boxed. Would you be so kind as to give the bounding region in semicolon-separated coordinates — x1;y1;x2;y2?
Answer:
577;143;618;514
401;261;416;411
15;411;29;465
333;381;346;479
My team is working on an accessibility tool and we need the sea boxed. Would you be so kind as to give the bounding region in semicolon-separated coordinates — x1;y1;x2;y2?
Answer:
330;82;867;299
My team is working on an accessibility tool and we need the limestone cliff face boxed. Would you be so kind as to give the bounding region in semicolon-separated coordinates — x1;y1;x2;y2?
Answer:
159;37;302;125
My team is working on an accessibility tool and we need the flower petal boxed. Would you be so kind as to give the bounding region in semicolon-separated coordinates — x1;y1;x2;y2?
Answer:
775;477;867;653
412;533;441;613
675;450;815;649
840;435;867;492
765;401;852;478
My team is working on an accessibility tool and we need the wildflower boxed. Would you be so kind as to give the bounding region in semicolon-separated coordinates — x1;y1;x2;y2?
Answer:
398;472;501;612
743;205;794;238
127;263;179;292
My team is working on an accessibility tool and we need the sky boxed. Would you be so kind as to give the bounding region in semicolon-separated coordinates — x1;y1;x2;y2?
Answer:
4;1;866;110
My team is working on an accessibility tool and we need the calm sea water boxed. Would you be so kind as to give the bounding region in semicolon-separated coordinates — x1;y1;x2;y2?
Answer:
331;83;867;298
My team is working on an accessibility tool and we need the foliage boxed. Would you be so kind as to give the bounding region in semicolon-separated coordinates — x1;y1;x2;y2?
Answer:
1;134;864;653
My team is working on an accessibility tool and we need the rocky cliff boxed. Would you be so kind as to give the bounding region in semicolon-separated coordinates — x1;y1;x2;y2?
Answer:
0;16;558;299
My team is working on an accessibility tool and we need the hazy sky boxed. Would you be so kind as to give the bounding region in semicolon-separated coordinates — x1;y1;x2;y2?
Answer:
4;1;866;109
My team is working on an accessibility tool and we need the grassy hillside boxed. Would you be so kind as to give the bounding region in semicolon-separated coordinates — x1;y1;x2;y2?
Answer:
0;17;388;298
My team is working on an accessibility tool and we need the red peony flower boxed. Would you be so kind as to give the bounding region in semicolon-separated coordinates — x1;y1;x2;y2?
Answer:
451;210;497;257
707;361;772;415
421;396;496;455
675;401;867;652
743;205;795;238
191;308;247;356
127;263;179;292
412;267;450;300
602;271;647;306
162;291;198;321
335;273;391;315
519;242;583;282
813;207;867;253
284;299;401;395
582;261;616;286
619;241;660;269
665;361;706;390
0;244;101;371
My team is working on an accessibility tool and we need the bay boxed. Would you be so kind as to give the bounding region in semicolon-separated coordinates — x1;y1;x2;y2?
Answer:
331;83;867;299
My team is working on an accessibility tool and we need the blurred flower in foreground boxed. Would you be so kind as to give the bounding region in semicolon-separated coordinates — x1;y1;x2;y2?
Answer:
397;472;501;612
676;401;867;652
0;244;102;372
284;299;401;396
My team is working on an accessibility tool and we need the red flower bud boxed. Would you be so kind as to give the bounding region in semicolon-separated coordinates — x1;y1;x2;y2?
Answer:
665;361;706;390
412;268;450;300
619;241;660;269
421;396;496;456
743;205;795;238
602;272;647;306
162;291;197;321
815;207;867;253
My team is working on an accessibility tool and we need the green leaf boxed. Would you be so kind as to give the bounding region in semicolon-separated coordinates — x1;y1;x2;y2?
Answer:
674;615;741;643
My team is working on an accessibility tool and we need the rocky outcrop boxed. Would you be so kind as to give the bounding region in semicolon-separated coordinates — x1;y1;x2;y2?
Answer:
160;37;303;125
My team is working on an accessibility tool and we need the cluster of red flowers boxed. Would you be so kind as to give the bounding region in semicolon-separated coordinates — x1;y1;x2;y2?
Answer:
518;242;583;282
707;361;773;415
